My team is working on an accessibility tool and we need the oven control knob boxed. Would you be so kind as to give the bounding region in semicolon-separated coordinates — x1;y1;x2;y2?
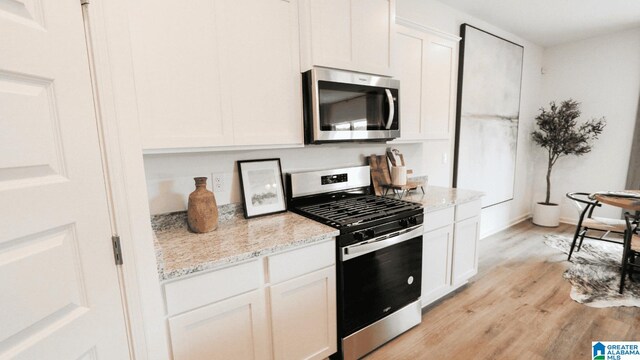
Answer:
409;216;418;225
354;232;365;242
365;229;375;238
399;219;409;227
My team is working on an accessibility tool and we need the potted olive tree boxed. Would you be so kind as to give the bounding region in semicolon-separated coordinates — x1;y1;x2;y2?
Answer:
531;99;605;227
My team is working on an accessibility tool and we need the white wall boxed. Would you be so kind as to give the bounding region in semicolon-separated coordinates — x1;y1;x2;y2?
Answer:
535;27;640;222
144;143;424;214
397;0;545;237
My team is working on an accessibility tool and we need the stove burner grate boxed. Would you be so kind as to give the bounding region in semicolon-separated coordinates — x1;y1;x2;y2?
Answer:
296;195;422;228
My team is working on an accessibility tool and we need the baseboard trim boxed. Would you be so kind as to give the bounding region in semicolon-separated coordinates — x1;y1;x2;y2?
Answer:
480;212;531;240
559;217;578;226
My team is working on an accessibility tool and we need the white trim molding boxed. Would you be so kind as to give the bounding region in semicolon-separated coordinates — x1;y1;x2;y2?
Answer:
395;16;461;42
84;1;171;359
480;212;531;240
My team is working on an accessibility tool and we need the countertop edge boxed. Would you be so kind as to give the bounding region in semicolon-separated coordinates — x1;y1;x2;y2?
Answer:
158;228;340;282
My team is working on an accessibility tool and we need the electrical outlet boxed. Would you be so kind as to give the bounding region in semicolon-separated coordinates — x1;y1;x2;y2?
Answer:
441;153;448;165
213;174;225;192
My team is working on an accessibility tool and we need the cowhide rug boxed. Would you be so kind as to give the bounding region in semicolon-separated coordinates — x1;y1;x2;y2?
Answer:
544;234;640;308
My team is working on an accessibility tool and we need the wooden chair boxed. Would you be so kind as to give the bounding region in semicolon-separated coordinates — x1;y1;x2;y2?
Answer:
619;212;640;293
565;192;626;261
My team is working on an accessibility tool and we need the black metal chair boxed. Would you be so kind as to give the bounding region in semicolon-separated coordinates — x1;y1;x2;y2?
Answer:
619;212;640;293
566;192;626;261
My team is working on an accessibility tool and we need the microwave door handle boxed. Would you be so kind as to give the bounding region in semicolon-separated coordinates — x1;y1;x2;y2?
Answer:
384;89;395;130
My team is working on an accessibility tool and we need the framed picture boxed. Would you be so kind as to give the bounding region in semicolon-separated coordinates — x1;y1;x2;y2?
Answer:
453;24;524;209
237;158;287;218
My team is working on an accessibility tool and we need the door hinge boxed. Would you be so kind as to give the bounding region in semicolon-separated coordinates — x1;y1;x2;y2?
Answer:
112;235;123;265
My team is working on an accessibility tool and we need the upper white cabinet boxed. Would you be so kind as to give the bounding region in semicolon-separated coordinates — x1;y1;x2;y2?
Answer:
299;0;396;76
127;0;303;152
395;20;460;141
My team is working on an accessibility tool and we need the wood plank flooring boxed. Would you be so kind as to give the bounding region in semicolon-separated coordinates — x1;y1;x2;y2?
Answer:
365;221;640;360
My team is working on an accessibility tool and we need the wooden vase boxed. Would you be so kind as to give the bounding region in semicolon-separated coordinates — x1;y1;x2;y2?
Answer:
187;177;218;233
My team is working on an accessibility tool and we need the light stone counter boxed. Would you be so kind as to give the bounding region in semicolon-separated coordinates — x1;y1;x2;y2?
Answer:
152;204;339;281
390;185;484;212
153;186;481;281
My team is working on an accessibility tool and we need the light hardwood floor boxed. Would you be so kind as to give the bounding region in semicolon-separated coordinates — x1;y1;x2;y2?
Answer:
365;221;640;360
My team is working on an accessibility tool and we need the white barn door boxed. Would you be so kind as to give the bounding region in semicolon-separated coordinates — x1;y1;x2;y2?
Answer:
0;0;130;359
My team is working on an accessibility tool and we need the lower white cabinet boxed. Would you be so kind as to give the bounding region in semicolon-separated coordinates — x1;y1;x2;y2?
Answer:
270;267;337;360
421;224;453;307
164;240;336;360
452;216;480;286
421;200;481;307
169;290;271;360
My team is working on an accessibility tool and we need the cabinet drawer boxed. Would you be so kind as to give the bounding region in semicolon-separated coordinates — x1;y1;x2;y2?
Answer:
164;260;261;316
455;199;482;222
423;206;454;232
268;240;335;284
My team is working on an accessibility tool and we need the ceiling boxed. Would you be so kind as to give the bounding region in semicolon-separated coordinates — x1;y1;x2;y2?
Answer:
436;0;640;47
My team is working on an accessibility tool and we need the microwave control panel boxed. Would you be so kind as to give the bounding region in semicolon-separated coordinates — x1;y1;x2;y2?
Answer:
321;173;348;185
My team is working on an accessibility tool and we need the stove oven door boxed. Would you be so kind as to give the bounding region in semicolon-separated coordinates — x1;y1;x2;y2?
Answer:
339;225;423;337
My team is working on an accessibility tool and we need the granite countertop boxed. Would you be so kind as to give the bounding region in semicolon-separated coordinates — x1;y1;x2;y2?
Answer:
152;204;339;281
390;185;484;212
153;186;482;281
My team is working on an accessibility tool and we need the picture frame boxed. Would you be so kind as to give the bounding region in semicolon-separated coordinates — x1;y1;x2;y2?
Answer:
237;158;287;219
453;23;524;209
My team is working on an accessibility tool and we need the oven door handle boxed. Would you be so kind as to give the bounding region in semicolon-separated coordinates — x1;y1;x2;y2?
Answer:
342;225;423;261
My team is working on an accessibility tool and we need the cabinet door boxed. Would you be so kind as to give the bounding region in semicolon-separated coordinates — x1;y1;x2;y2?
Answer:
423;35;458;140
452;216;480;286
351;0;394;76
220;0;303;146
128;0;233;150
270;267;337;360
305;0;352;70
396;26;428;140
302;0;394;76
421;225;454;307
395;25;459;141
169;290;270;360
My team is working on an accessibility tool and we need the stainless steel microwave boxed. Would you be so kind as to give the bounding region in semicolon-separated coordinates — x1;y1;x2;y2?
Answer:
302;67;400;143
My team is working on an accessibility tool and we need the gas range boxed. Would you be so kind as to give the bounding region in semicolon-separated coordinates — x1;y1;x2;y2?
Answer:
291;193;423;246
286;165;424;360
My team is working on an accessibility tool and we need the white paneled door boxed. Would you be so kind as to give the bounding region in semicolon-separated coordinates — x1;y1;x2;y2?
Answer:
0;0;129;359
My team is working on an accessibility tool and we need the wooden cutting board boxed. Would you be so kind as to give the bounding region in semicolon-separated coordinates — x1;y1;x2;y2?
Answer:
369;154;392;196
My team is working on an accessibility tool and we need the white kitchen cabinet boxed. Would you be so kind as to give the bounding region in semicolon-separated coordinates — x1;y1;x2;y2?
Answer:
270;267;337;360
421;224;453;307
127;0;303;152
168;290;271;360
421;199;481;307
299;0;395;76
162;240;336;360
452;215;480;286
395;20;460;141
219;0;303;146
127;0;232;150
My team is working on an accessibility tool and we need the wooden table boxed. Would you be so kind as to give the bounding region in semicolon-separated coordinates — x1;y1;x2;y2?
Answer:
594;190;640;212
594;190;640;287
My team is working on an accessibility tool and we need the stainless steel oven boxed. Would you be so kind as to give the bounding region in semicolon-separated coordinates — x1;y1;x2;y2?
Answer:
339;224;423;360
287;166;424;360
303;67;400;143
